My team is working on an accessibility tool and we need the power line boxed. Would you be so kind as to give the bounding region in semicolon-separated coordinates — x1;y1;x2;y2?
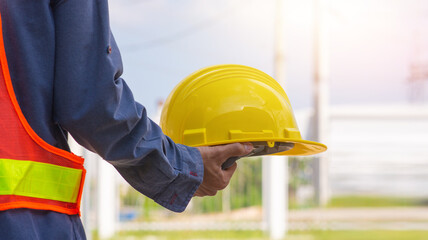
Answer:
121;0;255;51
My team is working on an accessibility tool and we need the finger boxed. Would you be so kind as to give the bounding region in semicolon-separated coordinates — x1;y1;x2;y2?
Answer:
215;163;237;190
207;190;217;196
194;191;216;197
223;162;237;180
194;185;217;197
217;143;254;160
200;188;217;197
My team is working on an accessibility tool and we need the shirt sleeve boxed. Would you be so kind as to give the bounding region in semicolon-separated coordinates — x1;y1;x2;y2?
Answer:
51;0;203;212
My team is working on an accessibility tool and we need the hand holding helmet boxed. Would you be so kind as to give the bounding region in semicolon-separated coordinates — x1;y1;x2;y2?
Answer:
194;143;253;197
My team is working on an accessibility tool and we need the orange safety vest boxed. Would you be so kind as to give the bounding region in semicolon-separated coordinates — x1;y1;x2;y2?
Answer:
0;14;85;215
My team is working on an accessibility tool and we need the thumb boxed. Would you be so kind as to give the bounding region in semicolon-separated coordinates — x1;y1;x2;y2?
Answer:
218;142;253;160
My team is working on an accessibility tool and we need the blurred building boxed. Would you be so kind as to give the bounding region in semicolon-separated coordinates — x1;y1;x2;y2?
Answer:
304;104;428;198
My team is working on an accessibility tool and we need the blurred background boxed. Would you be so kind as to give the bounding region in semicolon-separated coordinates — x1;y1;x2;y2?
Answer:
70;0;428;239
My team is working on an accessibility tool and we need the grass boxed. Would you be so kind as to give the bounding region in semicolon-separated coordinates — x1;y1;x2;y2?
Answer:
327;196;428;208
289;195;428;210
107;195;428;240
111;230;264;240
308;231;428;240
110;230;428;240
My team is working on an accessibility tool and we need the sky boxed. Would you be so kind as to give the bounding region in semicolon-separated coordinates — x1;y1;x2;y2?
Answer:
108;0;428;116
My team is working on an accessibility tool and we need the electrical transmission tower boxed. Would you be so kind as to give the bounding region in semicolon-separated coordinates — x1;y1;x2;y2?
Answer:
408;31;428;103
408;63;428;103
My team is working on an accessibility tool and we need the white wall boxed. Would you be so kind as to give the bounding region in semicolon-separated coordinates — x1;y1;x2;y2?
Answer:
325;104;428;197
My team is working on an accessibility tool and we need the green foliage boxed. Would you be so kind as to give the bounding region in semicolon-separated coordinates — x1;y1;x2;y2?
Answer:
120;184;163;221
191;157;263;213
229;157;263;209
191;193;223;213
288;156;315;209
119;157;263;216
288;157;313;191
119;156;321;216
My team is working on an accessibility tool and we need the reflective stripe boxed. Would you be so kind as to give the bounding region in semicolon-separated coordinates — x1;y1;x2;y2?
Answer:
0;159;83;203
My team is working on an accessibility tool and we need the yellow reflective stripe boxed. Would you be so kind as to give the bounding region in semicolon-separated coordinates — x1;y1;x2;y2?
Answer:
0;158;82;203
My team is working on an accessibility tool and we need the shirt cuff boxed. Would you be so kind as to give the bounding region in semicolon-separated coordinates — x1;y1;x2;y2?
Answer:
153;144;204;212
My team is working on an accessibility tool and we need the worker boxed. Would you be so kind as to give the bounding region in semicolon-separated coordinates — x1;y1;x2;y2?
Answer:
0;0;253;239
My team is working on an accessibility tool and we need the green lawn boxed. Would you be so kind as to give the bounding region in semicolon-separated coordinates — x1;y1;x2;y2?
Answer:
327;196;428;208
110;230;428;240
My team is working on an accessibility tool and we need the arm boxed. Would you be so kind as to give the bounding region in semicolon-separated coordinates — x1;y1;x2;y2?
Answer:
52;0;202;212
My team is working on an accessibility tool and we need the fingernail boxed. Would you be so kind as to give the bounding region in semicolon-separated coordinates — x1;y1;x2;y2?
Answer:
244;143;253;152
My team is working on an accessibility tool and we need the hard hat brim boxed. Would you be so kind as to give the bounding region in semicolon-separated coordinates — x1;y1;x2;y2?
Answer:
190;138;327;156
272;139;327;156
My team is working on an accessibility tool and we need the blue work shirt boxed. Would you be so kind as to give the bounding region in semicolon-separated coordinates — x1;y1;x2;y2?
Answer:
0;0;203;239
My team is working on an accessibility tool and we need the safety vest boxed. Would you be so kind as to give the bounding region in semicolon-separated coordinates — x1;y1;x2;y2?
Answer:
0;14;85;215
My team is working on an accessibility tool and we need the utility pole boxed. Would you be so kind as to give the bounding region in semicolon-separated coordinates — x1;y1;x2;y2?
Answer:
313;0;330;206
97;155;118;239
263;0;288;239
68;137;93;240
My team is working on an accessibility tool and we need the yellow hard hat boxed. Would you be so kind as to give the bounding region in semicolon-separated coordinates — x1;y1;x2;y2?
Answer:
160;64;327;157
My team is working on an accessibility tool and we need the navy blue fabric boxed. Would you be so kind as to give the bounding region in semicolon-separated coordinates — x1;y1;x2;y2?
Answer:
0;209;86;240
0;0;203;239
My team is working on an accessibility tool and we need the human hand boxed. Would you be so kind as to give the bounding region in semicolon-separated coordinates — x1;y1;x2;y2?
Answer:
194;143;253;197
